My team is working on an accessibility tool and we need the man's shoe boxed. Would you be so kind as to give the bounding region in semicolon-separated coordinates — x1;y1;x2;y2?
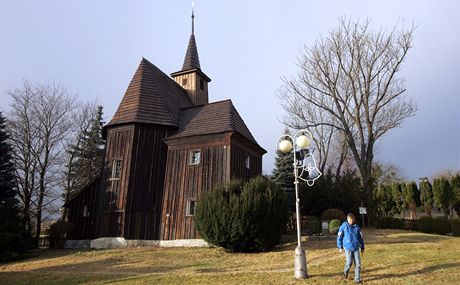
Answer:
355;281;362;284
343;273;349;279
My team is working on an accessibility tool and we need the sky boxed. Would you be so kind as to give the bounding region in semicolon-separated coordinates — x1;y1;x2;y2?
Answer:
1;0;459;182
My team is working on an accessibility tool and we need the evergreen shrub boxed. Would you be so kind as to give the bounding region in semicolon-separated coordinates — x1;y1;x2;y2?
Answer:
301;215;319;230
307;219;321;234
329;219;341;234
432;217;451;235
321;208;345;221
451;219;460;236
194;176;288;252
417;216;434;233
49;220;73;249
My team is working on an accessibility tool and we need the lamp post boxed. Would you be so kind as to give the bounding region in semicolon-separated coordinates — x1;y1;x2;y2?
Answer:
277;129;322;279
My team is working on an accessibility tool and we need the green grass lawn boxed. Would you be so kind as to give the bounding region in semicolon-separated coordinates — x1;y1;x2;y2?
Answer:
1;229;459;284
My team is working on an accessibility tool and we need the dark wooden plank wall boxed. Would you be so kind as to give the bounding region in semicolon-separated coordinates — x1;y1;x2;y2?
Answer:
161;138;229;240
66;177;100;240
230;138;263;182
95;125;134;237
123;124;170;240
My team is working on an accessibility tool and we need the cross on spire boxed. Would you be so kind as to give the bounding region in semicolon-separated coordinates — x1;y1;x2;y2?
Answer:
192;5;195;35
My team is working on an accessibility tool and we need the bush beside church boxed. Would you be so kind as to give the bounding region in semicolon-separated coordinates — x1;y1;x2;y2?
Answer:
194;176;288;252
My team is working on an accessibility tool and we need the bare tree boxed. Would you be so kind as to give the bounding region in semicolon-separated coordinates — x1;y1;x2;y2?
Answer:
61;101;97;220
281;96;353;176
7;80;76;243
8;82;40;233
279;17;417;214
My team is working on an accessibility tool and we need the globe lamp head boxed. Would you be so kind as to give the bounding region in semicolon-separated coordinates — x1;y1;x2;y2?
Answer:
279;140;293;153
296;135;310;149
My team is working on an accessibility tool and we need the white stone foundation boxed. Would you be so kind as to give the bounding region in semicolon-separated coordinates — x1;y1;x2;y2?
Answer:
64;240;91;249
90;237;127;249
64;238;209;249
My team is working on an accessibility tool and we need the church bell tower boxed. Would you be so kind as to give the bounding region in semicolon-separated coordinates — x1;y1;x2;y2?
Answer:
171;10;211;105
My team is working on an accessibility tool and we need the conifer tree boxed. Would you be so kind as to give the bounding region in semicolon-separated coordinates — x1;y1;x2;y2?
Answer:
419;177;433;216
71;106;105;190
391;182;405;217
272;128;294;214
373;184;396;218
62;105;105;220
451;174;460;217
433;177;453;218
403;181;419;219
0;112;28;260
272;149;294;211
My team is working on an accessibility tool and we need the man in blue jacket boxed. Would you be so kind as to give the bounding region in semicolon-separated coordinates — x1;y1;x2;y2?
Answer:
337;213;365;283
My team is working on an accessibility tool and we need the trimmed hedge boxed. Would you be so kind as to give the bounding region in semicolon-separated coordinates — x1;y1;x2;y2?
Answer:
451;219;460;236
329;219;341;234
390;218;404;229
417;216;434;233
377;217;405;229
433;217;451;235
376;216;458;236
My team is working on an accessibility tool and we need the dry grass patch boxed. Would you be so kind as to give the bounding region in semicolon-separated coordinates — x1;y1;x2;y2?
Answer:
0;229;459;284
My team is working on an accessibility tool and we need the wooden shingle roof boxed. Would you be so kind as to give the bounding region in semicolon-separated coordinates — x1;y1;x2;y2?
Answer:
166;100;260;146
106;58;193;128
182;34;201;71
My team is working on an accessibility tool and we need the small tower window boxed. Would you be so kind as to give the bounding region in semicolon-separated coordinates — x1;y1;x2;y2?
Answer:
245;155;250;169
182;77;188;86
200;79;204;90
186;199;197;216
111;159;122;179
83;205;90;217
189;150;201;165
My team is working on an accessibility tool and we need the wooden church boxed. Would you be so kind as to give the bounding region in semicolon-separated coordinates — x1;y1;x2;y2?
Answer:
65;13;266;241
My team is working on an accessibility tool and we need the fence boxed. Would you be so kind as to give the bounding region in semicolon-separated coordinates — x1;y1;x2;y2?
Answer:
38;235;50;248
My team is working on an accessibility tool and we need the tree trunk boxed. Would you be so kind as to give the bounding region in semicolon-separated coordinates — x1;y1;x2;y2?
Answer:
35;172;46;246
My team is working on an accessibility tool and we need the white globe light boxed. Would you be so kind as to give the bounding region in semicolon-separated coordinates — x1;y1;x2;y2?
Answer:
279;140;293;153
296;135;310;149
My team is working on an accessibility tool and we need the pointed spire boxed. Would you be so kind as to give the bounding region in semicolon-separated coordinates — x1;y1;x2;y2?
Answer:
181;6;201;71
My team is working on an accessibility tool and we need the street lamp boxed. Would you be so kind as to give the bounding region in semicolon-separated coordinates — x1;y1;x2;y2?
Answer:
277;129;322;279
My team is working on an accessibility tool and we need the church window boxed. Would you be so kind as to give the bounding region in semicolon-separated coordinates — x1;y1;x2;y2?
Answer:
245;155;250;169
83;205;90;217
111;159;122;179
200;79;204;90
186;199;197;216
189;150;201;165
182;77;188;86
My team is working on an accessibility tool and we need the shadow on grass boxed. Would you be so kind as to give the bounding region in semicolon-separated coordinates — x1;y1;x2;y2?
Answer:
277;229;449;253
367;234;447;245
0;249;86;266
363;262;460;282
310;261;460;282
277;231;337;251
0;250;208;285
0;257;123;285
